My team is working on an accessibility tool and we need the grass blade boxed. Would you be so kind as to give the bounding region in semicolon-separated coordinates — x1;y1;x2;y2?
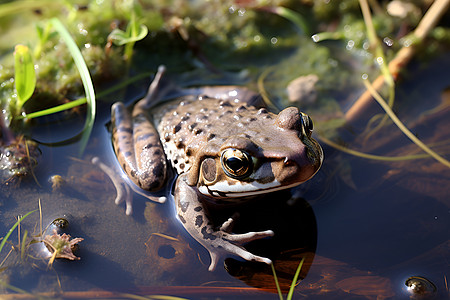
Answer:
50;18;96;156
24;98;87;119
271;263;284;300
287;257;305;300
272;6;309;35
20;230;28;261
363;76;450;168
14;45;36;111
0;210;36;255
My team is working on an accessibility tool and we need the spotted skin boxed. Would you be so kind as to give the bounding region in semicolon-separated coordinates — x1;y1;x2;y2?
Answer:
111;66;323;271
112;102;167;191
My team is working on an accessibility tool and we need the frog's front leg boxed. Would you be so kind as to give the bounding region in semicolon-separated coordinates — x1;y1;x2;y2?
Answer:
174;174;274;271
111;101;167;192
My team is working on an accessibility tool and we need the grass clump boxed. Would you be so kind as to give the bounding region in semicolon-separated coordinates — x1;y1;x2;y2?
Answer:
0;210;36;261
271;257;306;300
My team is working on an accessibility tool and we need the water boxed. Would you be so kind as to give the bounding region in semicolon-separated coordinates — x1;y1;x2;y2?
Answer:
1;41;449;300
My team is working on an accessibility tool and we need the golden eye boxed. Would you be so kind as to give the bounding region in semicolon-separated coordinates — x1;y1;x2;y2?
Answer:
220;148;253;179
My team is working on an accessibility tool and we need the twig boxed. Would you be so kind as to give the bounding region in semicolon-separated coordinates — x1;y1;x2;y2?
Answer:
345;0;450;123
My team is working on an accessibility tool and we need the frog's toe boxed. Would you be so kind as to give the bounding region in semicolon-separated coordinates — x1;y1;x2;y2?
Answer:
224;230;274;244
207;240;272;271
219;213;240;233
207;251;220;271
123;193;133;215
240;251;273;266
92;157;133;215
204;230;274;271
227;244;272;265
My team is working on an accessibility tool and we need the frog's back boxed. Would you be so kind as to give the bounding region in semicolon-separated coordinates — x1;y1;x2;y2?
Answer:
154;95;274;174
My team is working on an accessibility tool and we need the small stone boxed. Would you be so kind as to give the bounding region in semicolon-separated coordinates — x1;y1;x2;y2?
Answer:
287;74;319;104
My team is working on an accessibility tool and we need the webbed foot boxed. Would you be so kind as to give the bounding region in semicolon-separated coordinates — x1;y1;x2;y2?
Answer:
92;157;166;216
205;228;274;271
174;174;274;271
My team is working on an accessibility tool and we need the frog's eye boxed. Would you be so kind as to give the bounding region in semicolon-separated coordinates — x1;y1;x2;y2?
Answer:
300;112;314;137
220;148;253;179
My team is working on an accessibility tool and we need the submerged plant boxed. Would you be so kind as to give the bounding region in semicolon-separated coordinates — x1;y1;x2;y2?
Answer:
43;229;83;266
0;210;36;259
311;0;450;168
0;134;41;183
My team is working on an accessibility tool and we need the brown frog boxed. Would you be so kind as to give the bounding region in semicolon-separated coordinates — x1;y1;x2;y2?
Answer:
110;66;323;271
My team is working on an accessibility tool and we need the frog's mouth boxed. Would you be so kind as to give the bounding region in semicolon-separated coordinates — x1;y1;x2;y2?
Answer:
198;180;302;198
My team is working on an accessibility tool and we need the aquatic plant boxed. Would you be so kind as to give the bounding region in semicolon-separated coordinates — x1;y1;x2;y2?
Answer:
108;3;149;63
48;18;96;155
312;0;450;168
1;19;96;157
0;210;36;261
12;45;36;118
0;134;41;183
43;229;83;265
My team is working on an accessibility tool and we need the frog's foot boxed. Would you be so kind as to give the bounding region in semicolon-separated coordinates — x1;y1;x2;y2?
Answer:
135;65;179;110
219;212;240;233
175;175;274;271
92;157;165;216
127;183;167;204
205;229;274;271
92;157;134;215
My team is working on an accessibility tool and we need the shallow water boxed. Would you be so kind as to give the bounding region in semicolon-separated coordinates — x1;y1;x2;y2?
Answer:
1;32;450;300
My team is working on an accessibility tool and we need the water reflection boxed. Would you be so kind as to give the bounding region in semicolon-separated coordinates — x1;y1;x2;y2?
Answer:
221;193;317;292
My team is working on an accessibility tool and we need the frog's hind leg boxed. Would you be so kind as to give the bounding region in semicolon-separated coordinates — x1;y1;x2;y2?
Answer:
111;102;167;192
135;65;180;110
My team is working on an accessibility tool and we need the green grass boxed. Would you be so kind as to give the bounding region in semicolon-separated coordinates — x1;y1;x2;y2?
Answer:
272;6;309;35
7;17;96;155
0;210;36;256
271;257;306;300
13;44;36;117
49;18;96;156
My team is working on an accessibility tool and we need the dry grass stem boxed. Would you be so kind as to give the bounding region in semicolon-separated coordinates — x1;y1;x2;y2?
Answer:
345;0;450;123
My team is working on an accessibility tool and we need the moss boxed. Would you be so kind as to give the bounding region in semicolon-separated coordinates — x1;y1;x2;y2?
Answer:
1;0;448;130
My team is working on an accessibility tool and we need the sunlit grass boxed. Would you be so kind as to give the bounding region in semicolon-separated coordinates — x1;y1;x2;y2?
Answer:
0;210;36;257
108;8;149;62
13;45;36;117
358;0;396;142
49;18;96;156
271;257;306;300
7;17;97;155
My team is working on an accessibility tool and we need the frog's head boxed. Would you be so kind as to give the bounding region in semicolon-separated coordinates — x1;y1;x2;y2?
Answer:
195;107;323;199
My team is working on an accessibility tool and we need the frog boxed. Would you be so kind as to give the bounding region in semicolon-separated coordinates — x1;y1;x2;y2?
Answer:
109;66;323;271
